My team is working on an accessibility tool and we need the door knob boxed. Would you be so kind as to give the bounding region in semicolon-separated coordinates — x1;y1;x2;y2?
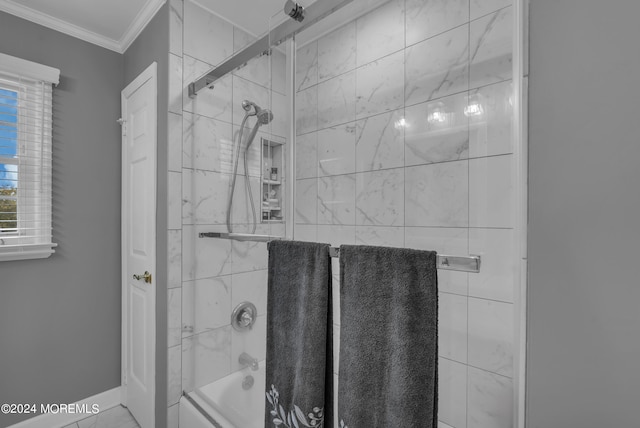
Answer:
133;271;152;284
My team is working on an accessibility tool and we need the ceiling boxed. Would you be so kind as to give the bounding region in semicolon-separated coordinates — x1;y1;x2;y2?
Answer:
0;0;302;53
0;0;166;53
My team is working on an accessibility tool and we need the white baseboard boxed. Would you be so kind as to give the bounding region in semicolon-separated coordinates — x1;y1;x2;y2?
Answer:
8;387;122;428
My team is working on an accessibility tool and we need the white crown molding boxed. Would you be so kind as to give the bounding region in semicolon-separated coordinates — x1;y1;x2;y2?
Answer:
0;0;166;54
119;0;166;53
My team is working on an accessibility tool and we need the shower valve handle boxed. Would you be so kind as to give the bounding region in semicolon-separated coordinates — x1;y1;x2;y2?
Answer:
240;310;253;327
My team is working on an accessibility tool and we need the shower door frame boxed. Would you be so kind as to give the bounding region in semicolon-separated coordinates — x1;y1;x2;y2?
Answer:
513;0;528;427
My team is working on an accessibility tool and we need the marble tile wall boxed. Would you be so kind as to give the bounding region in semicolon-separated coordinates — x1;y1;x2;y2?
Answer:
166;0;288;426
294;1;517;427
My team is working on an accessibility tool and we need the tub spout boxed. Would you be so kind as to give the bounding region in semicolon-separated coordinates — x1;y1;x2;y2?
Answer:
239;352;259;371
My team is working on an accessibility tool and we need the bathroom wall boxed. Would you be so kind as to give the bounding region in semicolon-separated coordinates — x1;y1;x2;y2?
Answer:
165;0;289;425
527;0;640;426
0;12;124;427
293;0;517;427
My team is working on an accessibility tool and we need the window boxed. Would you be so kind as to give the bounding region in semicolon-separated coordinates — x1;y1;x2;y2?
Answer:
0;53;59;261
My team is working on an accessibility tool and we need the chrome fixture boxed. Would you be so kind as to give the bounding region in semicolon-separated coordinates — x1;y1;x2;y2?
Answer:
227;100;273;234
242;375;255;390
239;352;259;371
199;232;482;273
231;301;258;331
284;0;305;22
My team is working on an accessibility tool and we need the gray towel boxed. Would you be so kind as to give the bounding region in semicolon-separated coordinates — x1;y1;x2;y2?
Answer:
265;240;333;428
338;245;438;428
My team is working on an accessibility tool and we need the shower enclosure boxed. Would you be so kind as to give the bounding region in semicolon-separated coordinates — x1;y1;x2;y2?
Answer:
168;0;527;427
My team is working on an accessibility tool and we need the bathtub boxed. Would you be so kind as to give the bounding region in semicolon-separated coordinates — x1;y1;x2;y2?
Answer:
180;361;266;428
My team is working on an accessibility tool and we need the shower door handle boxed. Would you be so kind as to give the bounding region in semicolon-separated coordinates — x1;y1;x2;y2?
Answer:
133;271;152;284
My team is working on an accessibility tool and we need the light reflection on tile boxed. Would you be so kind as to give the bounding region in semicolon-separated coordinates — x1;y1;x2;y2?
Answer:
405;92;469;167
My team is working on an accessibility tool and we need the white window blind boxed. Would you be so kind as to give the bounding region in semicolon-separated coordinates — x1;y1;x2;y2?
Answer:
0;53;59;261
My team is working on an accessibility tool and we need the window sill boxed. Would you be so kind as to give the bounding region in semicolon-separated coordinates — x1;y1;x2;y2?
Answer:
0;243;58;262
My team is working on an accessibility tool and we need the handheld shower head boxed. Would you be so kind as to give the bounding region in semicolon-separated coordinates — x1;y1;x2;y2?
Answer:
257;109;274;125
241;100;273;124
242;100;257;113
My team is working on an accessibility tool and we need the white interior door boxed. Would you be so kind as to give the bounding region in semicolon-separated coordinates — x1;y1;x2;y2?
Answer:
121;62;157;428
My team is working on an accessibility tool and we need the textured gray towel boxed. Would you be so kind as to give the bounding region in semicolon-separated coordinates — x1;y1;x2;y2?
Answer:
265;240;333;428
338;245;438;428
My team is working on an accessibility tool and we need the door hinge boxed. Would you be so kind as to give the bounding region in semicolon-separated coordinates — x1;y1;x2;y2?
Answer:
117;118;127;136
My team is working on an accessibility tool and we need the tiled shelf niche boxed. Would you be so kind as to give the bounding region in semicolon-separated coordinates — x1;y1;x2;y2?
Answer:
261;138;285;223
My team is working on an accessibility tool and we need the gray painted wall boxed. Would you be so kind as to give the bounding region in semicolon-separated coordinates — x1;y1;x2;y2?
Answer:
123;4;169;428
0;12;124;427
527;1;640;426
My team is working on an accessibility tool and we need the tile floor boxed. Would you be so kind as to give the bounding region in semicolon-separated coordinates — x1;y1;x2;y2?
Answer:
61;405;139;428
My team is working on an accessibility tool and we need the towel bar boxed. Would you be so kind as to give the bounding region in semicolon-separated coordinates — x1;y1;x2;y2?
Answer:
198;232;481;273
